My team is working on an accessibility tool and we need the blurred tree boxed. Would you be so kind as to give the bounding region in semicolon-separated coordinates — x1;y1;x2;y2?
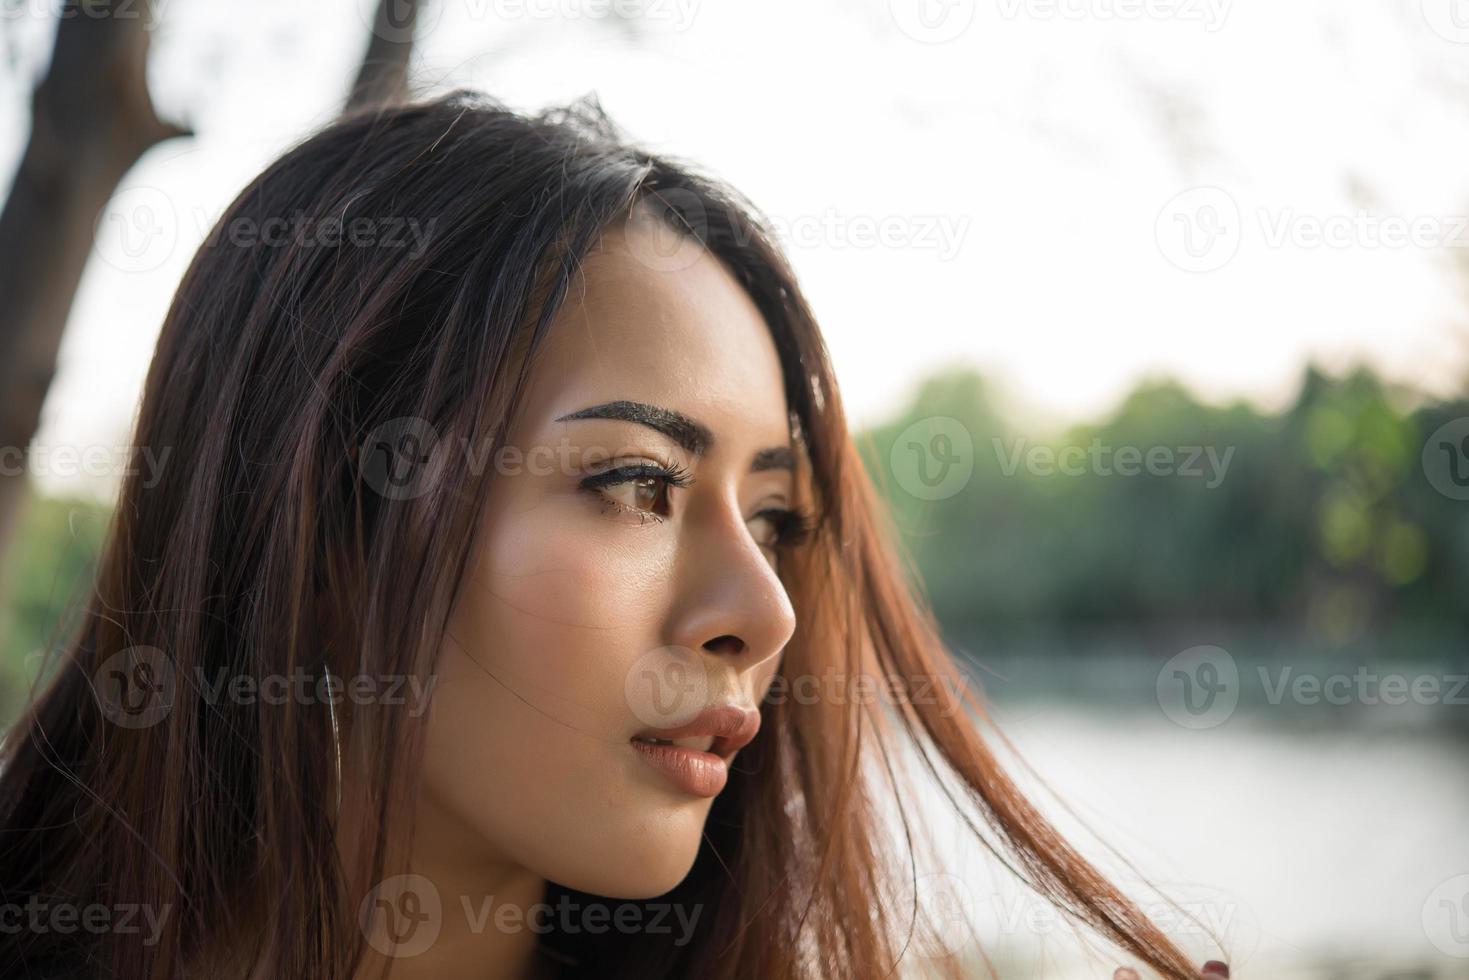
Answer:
0;494;109;723
858;364;1467;662
0;0;188;580
348;0;423;112
0;0;425;602
1;363;1464;729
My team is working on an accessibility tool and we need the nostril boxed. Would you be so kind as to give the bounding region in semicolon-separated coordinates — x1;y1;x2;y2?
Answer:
702;634;745;656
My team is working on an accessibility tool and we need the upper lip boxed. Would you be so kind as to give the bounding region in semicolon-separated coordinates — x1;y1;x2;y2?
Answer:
632;703;761;759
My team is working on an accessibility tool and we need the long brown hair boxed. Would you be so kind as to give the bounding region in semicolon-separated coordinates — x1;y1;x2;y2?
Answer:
0;91;1212;979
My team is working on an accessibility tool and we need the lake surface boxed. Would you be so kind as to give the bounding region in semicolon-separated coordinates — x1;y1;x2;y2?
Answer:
896;703;1469;978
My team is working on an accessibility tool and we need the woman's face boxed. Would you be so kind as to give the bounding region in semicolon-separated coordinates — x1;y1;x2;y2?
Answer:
422;216;800;898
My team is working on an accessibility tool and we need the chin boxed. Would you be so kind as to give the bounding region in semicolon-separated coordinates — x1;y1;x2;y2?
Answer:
541;812;708;900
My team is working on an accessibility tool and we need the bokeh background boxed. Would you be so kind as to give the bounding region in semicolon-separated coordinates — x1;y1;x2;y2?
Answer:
2;0;1467;976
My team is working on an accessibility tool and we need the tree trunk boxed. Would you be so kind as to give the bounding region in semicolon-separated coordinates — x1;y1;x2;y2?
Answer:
0;1;189;569
347;0;422;112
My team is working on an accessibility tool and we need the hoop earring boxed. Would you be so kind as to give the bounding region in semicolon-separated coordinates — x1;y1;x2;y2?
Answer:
322;662;343;817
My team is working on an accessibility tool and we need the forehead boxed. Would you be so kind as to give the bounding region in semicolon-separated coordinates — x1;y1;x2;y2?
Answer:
516;219;792;452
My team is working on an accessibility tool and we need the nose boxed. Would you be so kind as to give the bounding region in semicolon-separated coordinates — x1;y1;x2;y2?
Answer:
666;501;797;675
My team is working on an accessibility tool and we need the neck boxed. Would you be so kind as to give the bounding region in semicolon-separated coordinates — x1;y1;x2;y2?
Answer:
344;786;551;980
354;862;549;980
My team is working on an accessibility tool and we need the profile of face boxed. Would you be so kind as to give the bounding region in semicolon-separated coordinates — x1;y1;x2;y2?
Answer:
419;216;800;900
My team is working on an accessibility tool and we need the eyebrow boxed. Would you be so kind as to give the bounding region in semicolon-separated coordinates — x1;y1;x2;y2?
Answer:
554;400;794;471
750;446;795;472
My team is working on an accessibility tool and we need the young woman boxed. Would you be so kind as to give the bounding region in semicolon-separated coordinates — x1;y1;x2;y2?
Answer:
0;92;1231;979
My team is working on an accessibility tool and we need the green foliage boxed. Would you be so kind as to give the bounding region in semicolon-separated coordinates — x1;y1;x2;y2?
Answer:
861;364;1468;659
0;364;1463;725
0;494;112;721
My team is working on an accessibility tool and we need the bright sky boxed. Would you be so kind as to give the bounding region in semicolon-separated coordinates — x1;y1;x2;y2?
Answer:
4;0;1469;497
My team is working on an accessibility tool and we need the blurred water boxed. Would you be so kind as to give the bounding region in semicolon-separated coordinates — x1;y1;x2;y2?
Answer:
900;702;1469;978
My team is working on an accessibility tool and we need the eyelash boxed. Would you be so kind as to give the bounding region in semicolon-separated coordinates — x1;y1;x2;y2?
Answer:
579;461;694;525
578;462;815;551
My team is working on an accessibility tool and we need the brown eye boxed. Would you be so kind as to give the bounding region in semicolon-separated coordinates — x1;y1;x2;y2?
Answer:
612;474;670;515
579;461;693;521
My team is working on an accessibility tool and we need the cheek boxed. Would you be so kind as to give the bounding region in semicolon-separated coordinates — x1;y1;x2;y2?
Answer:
419;494;703;882
441;497;663;739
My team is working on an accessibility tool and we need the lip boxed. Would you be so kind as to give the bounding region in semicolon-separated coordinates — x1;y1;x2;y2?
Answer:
630;704;761;798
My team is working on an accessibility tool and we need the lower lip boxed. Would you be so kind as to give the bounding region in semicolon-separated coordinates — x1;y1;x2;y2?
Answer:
630;740;728;797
